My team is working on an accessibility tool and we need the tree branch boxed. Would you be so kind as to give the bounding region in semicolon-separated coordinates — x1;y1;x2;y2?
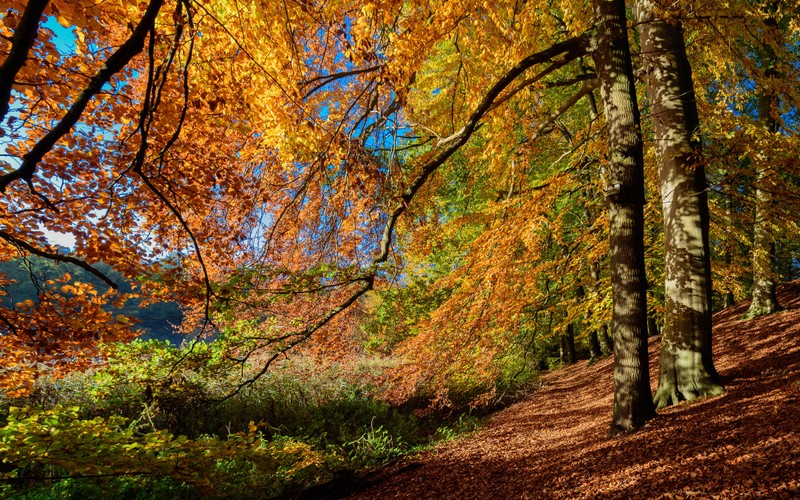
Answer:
223;31;595;396
532;78;600;138
0;0;165;194
0;0;49;124
303;65;383;99
0;230;118;289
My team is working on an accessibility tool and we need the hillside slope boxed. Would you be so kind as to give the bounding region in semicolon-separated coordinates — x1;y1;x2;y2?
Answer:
348;282;800;499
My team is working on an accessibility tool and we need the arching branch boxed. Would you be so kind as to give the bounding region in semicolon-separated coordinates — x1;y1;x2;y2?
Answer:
0;230;118;289
224;30;595;396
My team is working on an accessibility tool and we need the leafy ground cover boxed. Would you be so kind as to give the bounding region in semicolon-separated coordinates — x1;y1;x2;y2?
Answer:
339;282;800;499
0;346;486;498
3;284;798;499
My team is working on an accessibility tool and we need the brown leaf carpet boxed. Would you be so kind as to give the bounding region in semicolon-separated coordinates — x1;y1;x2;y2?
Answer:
347;281;800;499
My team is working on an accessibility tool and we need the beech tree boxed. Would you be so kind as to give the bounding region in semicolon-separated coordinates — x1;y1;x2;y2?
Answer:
743;7;786;319
0;0;168;395
9;0;797;439
634;1;724;408
692;0;800;317
591;0;655;435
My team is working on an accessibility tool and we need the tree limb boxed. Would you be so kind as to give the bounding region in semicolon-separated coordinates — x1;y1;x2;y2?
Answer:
0;230;118;289
0;0;49;124
224;30;595;396
0;0;165;194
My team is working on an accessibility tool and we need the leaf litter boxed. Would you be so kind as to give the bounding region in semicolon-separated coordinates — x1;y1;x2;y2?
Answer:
343;281;800;499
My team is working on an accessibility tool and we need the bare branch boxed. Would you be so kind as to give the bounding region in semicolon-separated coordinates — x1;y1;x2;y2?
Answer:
303;65;383;99
0;230;118;289
532;79;600;138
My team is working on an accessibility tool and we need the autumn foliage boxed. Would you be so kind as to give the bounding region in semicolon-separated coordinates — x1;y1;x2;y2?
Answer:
1;0;800;494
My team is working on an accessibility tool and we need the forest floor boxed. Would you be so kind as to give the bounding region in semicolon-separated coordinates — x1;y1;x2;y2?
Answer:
334;282;800;499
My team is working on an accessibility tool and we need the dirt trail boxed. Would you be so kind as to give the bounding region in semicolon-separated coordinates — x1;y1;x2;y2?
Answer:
347;282;800;499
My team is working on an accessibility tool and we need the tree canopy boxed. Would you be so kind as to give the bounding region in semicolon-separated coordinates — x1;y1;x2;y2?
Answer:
2;0;799;430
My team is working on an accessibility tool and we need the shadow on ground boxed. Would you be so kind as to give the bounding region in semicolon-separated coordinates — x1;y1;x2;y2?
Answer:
312;282;800;499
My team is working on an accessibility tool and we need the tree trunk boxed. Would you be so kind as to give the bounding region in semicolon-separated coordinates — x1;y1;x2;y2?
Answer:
563;323;577;364
589;329;602;360
724;291;735;308
647;315;659;338
590;263;612;356
599;324;613;356
744;89;782;319
592;0;655;436
723;193;736;309
635;0;724;410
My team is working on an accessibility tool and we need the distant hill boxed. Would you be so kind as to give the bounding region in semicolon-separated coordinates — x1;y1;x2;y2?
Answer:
0;255;184;344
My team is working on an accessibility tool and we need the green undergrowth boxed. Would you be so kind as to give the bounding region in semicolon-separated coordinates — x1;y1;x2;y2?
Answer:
0;340;514;499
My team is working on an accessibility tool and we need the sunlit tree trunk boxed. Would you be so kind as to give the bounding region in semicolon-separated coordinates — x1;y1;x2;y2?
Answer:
635;0;724;409
742;2;786;319
744;91;782;318
592;0;655;436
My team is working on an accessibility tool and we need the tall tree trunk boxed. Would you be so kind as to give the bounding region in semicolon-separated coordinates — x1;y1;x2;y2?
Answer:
744;96;782;318
647;315;659;338
635;0;724;410
723;193;736;309
745;4;784;318
589;329;603;360
592;0;655;436
590;262;613;356
575;284;602;360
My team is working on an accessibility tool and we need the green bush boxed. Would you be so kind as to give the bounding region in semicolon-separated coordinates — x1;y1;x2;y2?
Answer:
0;340;493;498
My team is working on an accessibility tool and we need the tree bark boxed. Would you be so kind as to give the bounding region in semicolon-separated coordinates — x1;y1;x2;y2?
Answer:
647;315;659;338
744;95;782;319
0;0;49;124
592;0;656;436
589;329;603;360
635;0;724;410
590;263;613;356
599;324;613;356
744;4;784;318
723;193;736;309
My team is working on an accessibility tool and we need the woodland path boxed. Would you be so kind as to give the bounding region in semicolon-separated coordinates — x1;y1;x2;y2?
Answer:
337;283;800;499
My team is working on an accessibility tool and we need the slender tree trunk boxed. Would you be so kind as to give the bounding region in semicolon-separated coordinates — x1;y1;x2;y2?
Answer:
723;193;736;308
592;0;655;436
589;329;602;360
647;315;659;337
744;93;782;318
635;0;724;409
599;324;613;355
743;2;785;319
590;262;613;356
575;284;602;360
